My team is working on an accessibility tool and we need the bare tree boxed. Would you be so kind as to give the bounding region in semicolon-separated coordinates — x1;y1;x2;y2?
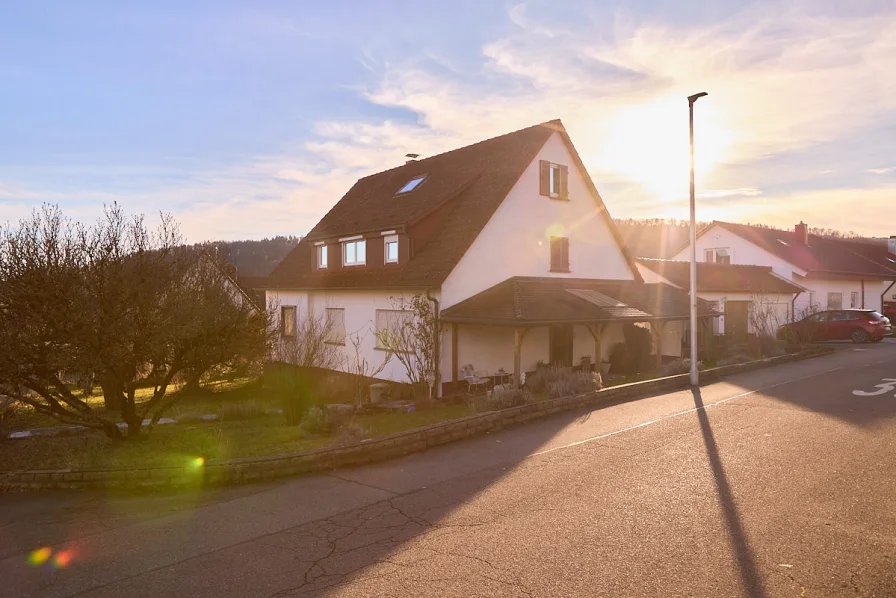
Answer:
345;329;390;407
0;204;268;440
748;293;789;339
271;305;343;370
374;294;438;399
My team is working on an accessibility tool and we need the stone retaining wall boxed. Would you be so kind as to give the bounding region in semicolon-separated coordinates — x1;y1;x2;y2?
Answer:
0;348;832;491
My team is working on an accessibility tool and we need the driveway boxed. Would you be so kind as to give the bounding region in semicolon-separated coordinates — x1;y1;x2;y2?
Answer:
2;342;896;596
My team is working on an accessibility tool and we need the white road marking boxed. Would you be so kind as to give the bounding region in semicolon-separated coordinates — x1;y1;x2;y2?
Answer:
532;367;845;457
852;378;896;396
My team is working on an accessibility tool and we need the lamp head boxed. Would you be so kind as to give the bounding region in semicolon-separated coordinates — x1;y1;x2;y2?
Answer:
688;92;708;105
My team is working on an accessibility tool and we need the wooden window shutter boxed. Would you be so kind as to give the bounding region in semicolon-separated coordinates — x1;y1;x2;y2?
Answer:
539;160;551;196
550;236;560;270
562;237;570;270
550;236;569;272
559;165;569;199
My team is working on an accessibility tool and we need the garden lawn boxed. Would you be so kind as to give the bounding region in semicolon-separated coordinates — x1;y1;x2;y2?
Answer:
7;376;360;432
0;403;474;472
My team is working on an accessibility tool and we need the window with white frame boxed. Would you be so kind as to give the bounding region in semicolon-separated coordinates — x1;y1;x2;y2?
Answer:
325;308;345;345
539;161;569;200
342;239;366;266
316;245;328;269
280;306;296;338
850;291;858;308
827;292;842;309
704;248;731;265
808;291;816;309
384;235;399;264
375;309;412;349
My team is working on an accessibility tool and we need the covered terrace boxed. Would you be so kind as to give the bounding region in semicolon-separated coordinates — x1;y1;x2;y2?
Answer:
440;277;719;387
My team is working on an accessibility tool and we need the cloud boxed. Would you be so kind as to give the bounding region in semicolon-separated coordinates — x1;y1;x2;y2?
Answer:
4;1;896;240
867;166;895;175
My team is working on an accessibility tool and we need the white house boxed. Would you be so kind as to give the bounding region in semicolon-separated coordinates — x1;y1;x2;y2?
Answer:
262;120;715;393
669;222;896;321
636;259;805;337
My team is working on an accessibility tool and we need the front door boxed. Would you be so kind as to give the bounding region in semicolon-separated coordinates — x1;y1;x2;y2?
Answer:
549;325;574;366
725;301;751;338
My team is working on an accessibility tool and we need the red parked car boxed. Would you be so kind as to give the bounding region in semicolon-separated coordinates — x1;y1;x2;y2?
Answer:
778;309;892;343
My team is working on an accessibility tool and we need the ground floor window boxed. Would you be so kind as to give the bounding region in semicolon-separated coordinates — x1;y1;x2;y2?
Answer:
280;306;296;337
325;308;346;345
827;292;842;309
375;309;413;349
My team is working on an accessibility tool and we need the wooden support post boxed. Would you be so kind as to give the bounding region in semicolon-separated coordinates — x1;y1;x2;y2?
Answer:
450;323;458;383
514;327;528;387
586;323;604;370
650;321;666;368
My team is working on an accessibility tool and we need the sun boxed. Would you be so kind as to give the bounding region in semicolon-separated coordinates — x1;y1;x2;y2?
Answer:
594;93;733;200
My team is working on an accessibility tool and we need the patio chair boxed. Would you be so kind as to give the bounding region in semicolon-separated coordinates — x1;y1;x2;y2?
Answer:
460;364;491;395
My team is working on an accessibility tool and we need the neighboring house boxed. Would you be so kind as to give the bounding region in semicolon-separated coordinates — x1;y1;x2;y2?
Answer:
636;259;805;337
670;221;896;319
263;120;715;392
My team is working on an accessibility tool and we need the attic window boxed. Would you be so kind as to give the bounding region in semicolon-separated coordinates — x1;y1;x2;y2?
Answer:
397;175;426;194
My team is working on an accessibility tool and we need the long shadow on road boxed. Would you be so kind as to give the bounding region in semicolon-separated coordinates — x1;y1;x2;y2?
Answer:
691;387;767;598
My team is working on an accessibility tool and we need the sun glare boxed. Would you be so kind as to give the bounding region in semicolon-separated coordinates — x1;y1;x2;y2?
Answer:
596;94;733;200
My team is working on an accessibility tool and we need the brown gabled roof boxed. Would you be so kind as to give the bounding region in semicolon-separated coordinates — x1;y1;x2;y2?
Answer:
440;277;717;325
691;222;896;280
636;259;805;294
265;120;640;289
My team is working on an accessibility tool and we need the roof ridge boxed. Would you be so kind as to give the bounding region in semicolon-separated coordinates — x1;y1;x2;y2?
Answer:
355;119;565;181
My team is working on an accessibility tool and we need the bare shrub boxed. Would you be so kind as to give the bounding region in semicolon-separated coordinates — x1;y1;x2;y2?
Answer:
344;329;391;408
660;358;704;376
485;386;534;410
546;371;601;399
332;421;370;447
266;366;317;426
374;294;438;399
525;365;569;395
300;406;334;435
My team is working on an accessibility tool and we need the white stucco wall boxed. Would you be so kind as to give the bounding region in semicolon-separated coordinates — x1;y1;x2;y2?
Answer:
451;322;629;382
266;288;435;385
440;131;636;309
670;224;892;317
794;278;885;315
671;225;807;279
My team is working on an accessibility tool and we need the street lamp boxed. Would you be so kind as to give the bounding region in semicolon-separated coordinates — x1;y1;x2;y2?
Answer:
688;91;707;386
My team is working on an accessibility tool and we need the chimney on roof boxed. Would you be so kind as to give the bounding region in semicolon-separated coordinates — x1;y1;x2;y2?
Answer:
405;153;421;164
889;236;896;256
794;221;808;245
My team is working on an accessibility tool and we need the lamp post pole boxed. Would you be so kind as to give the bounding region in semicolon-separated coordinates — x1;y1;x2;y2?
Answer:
688;92;707;387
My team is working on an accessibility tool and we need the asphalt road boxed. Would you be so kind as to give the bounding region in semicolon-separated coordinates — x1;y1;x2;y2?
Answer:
3;342;896;597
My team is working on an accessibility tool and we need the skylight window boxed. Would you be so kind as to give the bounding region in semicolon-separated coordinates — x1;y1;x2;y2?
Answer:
777;239;789;246
397;175;426;194
888;258;895;263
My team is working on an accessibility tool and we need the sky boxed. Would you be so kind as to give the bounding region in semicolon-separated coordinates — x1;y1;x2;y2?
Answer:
1;0;895;241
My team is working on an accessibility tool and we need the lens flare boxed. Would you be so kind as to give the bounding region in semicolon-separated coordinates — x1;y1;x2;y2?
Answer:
52;550;73;569
545;222;566;239
28;547;52;567
191;457;205;468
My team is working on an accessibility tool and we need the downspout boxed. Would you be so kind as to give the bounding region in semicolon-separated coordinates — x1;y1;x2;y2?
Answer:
791;291;802;322
861;280;865;309
426;288;441;399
